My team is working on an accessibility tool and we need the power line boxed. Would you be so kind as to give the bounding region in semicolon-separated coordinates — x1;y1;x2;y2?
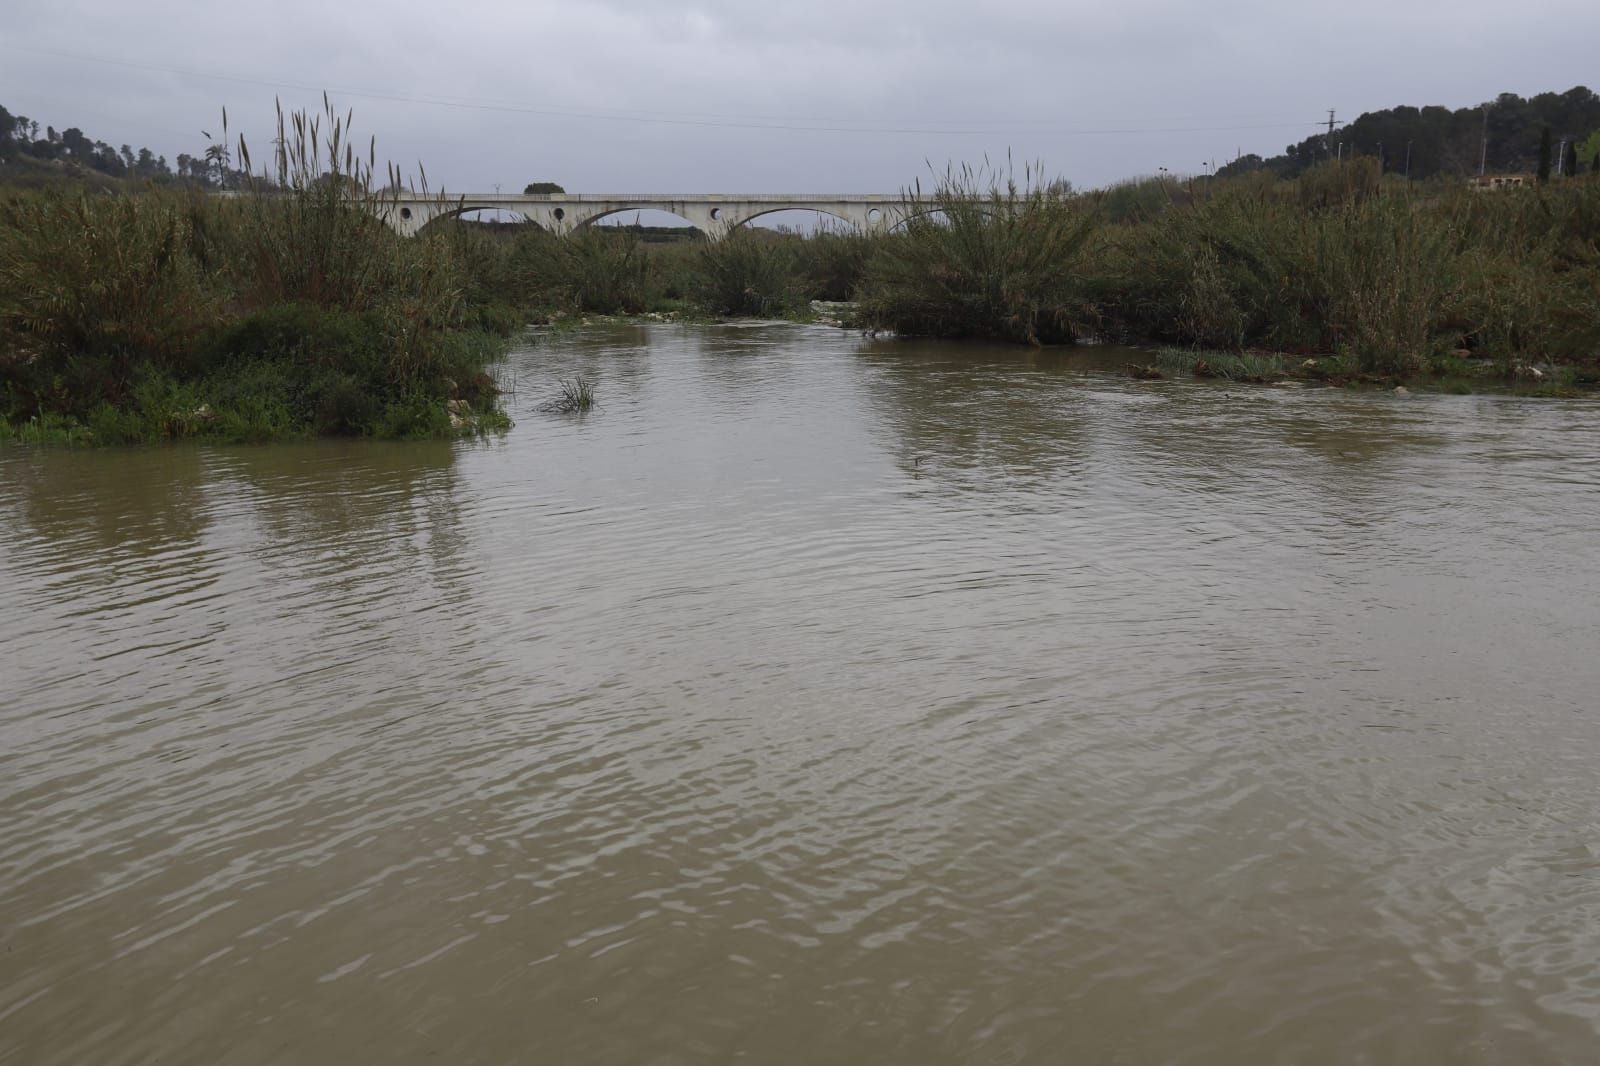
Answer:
1;43;1328;139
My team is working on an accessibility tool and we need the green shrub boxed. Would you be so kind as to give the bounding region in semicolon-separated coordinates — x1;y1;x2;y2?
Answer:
798;229;872;301
692;231;802;317
858;164;1099;344
516;227;651;313
0;189;215;412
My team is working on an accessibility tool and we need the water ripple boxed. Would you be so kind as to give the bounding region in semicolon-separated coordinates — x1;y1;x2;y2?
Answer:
3;327;1600;1064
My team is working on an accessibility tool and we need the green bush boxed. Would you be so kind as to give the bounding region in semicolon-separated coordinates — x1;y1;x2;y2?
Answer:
858;165;1099;344
798;229;872;301
693;231;803;317
515;227;652;314
1097;172;1557;375
0;189;216;413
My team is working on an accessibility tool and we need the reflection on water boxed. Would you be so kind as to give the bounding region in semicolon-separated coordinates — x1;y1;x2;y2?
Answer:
3;324;1600;1064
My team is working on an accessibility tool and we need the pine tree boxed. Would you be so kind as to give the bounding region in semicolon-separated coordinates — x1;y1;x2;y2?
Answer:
1537;126;1552;181
1564;140;1579;177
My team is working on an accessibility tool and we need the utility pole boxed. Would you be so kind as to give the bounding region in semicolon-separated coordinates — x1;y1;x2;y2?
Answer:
1404;140;1413;179
1480;107;1489;176
1556;139;1566;177
1327;109;1337;136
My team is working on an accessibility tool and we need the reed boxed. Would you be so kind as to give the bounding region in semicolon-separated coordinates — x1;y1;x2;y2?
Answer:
0;187;220;417
693;230;803;317
1147;190;1454;372
858;161;1099;344
539;376;595;413
516;226;652;314
796;228;873;302
0;101;509;443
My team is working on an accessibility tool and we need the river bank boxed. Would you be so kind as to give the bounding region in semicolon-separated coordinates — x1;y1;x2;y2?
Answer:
4;139;1597;446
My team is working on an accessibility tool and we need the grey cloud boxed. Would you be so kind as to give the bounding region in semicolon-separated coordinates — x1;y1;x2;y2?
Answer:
3;0;1597;195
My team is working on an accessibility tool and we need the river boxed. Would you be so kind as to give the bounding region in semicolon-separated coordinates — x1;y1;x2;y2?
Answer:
3;323;1599;1064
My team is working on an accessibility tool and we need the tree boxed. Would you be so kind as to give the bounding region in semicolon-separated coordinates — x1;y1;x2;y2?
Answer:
176;152;207;184
524;181;565;194
1216;153;1267;178
59;127;91;160
1564;139;1580;177
1582;130;1600;170
1537;126;1552;181
1224;87;1600;180
203;141;229;187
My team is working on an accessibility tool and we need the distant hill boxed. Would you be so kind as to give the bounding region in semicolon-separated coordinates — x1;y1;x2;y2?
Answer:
1219;87;1600;180
11;89;1600;196
0;102;227;187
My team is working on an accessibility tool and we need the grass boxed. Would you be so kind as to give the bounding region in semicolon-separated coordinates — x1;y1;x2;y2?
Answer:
538;376;596;413
1155;348;1291;382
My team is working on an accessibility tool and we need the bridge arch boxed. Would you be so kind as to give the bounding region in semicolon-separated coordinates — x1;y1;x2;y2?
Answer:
883;204;1005;232
732;206;862;232
404;202;532;236
575;205;707;233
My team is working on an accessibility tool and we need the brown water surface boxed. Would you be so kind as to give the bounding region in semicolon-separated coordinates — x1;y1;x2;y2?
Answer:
3;324;1600;1064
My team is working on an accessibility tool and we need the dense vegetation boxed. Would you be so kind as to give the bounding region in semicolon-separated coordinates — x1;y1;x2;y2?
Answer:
863;159;1600;383
0;103;509;444
465;159;1600;377
5;91;1600;447
1222;86;1600;180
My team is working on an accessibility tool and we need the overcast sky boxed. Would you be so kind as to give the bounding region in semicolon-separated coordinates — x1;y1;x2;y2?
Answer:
5;0;1599;198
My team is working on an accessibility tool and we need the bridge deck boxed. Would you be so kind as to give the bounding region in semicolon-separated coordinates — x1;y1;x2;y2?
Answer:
411;193;925;203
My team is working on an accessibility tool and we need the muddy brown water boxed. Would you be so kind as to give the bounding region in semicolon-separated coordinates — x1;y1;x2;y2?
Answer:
3;323;1600;1064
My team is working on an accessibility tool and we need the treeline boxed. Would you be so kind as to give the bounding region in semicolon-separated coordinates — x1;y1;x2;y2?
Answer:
1221;86;1600;180
0;103;233;187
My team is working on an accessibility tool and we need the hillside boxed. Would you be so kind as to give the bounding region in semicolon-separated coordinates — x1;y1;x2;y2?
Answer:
1221;87;1600;179
1;102;218;187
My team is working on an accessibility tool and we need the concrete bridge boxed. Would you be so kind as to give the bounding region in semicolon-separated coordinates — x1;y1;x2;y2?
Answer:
374;193;932;238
